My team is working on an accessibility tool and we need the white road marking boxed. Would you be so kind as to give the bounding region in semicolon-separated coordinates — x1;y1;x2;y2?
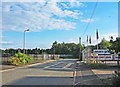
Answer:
43;62;62;69
44;67;71;70
73;68;77;86
0;68;17;73
63;63;73;69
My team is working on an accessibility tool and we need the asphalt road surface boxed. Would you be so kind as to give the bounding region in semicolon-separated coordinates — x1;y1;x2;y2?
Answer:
2;59;103;86
2;59;77;86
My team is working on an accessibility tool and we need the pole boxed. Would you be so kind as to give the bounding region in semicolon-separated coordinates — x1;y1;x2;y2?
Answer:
97;39;98;50
23;29;29;54
23;31;25;54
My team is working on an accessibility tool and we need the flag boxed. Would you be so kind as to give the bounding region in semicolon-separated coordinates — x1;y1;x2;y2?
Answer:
79;37;81;44
89;36;91;44
87;35;88;43
96;29;99;40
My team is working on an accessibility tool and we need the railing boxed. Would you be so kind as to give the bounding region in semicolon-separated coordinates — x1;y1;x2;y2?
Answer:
1;54;60;64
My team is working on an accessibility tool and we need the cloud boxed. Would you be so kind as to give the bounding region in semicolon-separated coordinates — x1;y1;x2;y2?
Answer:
0;41;14;45
102;33;118;41
81;18;94;23
69;0;86;7
86;32;118;46
2;1;84;32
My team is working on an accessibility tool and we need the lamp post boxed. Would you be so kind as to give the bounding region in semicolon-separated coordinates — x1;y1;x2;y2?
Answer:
23;29;29;54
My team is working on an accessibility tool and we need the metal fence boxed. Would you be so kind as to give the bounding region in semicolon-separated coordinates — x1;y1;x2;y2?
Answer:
1;54;60;63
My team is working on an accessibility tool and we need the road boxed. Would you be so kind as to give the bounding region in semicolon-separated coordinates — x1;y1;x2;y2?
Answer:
2;59;103;86
2;59;77;86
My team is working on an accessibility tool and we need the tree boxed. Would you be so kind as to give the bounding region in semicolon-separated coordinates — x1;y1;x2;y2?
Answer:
99;38;112;49
51;42;85;58
112;37;120;53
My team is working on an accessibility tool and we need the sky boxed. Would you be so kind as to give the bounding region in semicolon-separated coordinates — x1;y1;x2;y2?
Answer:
1;0;119;49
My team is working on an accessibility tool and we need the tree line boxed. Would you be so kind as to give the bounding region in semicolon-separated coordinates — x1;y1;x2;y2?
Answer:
1;37;120;58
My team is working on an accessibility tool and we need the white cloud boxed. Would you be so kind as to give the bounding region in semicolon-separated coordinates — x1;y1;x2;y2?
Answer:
81;18;94;23
67;37;78;43
45;0;81;18
69;0;85;7
87;32;118;46
0;41;14;45
2;0;120;2
2;1;83;32
102;33;118;41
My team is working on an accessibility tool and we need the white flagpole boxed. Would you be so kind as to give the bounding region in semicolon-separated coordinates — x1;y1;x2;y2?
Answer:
97;39;98;50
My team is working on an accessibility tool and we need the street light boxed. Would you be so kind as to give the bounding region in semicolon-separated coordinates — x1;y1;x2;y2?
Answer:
23;29;29;54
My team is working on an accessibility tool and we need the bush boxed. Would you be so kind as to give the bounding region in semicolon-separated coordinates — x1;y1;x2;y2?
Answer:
9;51;33;65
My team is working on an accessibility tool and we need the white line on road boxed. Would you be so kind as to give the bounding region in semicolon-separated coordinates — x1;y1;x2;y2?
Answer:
43;62;62;69
63;63;73;69
73;68;77;86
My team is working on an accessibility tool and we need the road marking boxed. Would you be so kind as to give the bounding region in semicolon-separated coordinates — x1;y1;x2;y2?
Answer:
0;68;17;73
63;63;73;69
43;62;62;69
73;68;77;86
44;67;72;70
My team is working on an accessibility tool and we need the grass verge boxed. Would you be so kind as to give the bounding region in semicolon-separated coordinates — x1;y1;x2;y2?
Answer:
83;62;110;69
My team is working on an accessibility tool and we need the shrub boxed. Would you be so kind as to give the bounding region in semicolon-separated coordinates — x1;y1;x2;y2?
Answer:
9;51;33;65
9;57;20;65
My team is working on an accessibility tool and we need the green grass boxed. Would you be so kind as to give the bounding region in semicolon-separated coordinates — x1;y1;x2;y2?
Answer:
100;77;113;85
83;62;110;69
82;60;120;69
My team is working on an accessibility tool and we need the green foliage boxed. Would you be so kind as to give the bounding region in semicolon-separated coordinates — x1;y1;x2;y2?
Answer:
84;62;109;69
99;38;112;49
51;41;85;58
9;51;33;65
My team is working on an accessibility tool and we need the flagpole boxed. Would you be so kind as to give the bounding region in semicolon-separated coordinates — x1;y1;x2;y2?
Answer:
97;39;98;50
96;29;99;63
87;35;88;47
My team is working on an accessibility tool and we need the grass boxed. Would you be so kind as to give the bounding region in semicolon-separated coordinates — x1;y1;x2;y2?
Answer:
100;75;120;86
100;77;113;85
83;62;110;69
82;60;120;69
2;57;58;66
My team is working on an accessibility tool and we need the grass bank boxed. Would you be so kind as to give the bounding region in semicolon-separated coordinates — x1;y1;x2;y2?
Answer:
82;61;120;69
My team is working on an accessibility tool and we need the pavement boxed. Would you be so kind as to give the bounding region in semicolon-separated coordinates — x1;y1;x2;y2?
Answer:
1;59;109;86
0;65;15;70
2;59;76;85
74;61;104;86
92;69;115;79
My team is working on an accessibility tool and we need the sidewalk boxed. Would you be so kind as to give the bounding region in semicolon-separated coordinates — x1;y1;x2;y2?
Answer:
0;60;56;72
92;69;115;79
74;61;104;85
0;65;15;70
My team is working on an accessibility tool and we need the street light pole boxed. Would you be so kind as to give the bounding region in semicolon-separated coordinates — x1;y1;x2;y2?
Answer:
23;29;29;54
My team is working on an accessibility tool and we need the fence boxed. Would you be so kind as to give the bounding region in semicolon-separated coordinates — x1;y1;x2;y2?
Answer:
82;47;92;63
1;54;60;63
